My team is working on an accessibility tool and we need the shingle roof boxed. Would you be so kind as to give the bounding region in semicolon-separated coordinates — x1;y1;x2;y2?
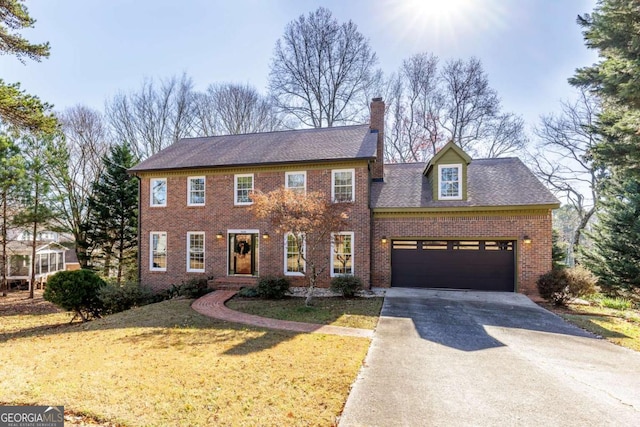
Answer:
371;158;559;209
130;125;377;172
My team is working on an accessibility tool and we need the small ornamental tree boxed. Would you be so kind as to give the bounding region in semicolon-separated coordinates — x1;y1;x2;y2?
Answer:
251;188;350;305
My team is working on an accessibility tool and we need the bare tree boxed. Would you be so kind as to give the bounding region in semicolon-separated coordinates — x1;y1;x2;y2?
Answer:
528;89;605;261
48;105;109;266
386;54;527;161
384;53;445;162
269;7;378;128
192;83;283;135
106;74;196;159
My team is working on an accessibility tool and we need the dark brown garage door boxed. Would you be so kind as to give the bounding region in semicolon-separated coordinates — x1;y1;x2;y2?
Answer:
391;240;515;291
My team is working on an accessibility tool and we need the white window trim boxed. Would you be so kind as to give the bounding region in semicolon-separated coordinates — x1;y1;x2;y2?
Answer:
149;232;167;272
187;176;206;206
187;232;206;273
330;231;354;277
331;169;355;203
438;164;463;200
285;171;307;194
284;232;305;276
234;173;254;206
150;178;167;207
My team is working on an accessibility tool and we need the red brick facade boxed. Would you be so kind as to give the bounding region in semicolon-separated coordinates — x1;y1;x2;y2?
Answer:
371;210;553;296
138;162;372;291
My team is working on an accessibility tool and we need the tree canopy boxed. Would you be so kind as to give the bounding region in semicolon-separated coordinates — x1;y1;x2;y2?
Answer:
269;7;379;128
570;0;640;175
0;0;57;133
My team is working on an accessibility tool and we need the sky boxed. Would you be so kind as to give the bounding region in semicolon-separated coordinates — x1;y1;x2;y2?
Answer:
2;0;598;132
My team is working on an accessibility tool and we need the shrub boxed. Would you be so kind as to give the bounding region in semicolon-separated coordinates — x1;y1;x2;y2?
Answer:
99;281;156;315
180;278;212;298
44;269;106;321
256;276;290;299
330;275;363;297
237;286;259;298
537;266;597;306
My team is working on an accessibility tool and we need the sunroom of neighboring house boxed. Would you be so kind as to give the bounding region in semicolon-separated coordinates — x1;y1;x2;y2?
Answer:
2;241;68;289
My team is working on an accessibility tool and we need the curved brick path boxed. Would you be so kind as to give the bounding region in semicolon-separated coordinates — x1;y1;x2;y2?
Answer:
192;290;374;338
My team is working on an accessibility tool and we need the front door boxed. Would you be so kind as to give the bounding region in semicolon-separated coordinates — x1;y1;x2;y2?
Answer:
229;233;258;275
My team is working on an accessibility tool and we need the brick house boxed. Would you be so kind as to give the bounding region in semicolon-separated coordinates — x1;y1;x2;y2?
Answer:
129;98;559;296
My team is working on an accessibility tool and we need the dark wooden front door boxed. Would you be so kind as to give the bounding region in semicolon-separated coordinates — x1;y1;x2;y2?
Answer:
229;233;257;275
391;240;515;291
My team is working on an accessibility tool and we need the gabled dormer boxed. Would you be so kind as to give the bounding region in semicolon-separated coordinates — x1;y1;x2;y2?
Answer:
424;141;472;201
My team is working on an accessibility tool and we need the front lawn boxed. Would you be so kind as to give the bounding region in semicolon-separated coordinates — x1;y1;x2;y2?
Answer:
226;296;383;329
541;299;640;352
0;291;371;426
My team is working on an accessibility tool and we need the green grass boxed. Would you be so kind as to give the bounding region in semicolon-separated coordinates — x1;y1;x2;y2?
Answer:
226;296;383;329
544;295;640;352
0;292;371;426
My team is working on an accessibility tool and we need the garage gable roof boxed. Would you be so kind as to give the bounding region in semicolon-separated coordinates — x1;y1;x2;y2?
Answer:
129;124;377;172
371;158;559;209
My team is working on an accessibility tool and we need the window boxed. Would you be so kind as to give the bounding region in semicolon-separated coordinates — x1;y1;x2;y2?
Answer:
187;232;205;272
188;176;205;206
285;171;306;194
235;174;254;205
284;232;305;275
332;169;355;202
150;232;167;271
150;178;167;207
331;232;354;276
438;164;462;200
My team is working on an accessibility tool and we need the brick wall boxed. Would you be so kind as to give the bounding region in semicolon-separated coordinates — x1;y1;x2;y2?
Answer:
138;163;371;291
371;210;553;296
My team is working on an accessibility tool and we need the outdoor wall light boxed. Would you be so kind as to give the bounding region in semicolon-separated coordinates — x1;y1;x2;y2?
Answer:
523;235;532;244
263;232;270;240
381;236;388;244
216;232;224;239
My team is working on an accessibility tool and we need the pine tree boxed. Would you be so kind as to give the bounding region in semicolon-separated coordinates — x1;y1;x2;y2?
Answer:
0;132;26;295
581;174;640;294
0;0;57;133
86;143;138;283
570;0;640;175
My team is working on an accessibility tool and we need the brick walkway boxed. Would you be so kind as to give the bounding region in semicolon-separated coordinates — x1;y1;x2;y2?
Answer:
192;291;374;338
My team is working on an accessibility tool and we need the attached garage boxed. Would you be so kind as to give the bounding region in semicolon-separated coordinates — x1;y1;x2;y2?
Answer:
391;240;516;291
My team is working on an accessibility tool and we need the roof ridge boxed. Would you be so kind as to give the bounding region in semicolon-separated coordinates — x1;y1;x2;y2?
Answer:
179;123;371;142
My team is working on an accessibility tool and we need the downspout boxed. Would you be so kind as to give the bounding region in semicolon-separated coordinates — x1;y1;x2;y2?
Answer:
368;160;374;290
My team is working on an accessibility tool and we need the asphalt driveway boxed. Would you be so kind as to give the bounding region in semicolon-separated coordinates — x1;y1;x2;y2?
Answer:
339;288;640;426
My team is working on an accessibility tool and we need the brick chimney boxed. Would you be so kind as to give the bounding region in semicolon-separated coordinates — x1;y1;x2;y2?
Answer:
370;97;385;181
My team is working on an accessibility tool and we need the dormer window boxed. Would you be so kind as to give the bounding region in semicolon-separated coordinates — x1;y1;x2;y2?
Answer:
438;164;462;200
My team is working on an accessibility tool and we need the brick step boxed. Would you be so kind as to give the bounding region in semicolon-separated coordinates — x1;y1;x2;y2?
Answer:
208;276;257;291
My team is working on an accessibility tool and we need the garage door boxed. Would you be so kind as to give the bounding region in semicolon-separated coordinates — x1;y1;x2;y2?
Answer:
391;240;515;291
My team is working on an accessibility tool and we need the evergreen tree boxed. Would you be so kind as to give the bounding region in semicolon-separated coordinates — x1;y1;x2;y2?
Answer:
0;131;26;295
581;174;640;294
551;229;567;269
15;133;63;298
0;1;57;133
86;143;138;283
570;0;640;175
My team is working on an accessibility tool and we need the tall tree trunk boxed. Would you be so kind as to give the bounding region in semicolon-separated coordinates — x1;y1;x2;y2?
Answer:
572;207;596;264
29;180;39;299
1;190;7;297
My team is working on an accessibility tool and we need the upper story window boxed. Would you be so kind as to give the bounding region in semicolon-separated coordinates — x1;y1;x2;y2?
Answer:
235;174;254;205
187;232;205;272
188;176;205;206
438;164;462;200
285;171;306;194
284;232;305;276
150;232;167;271
150;178;167;207
331;232;354;277
332;169;354;202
